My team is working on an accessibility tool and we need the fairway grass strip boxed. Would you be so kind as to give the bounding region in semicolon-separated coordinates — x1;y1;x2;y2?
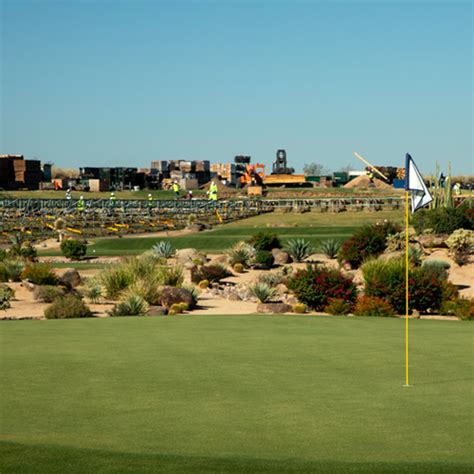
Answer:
1;316;472;473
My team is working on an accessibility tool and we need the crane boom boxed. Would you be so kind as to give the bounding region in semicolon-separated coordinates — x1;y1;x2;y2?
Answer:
353;152;389;181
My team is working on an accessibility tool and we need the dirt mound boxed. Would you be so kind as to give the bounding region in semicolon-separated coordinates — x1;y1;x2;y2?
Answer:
201;178;241;199
344;175;392;189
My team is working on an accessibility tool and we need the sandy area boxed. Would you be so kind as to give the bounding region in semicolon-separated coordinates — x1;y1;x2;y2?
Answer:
1;250;472;320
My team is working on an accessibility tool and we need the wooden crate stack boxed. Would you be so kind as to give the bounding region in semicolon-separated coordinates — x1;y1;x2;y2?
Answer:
0;155;42;190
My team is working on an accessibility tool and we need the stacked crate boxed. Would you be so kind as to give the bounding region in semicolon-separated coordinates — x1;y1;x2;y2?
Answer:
211;163;236;184
195;160;210;185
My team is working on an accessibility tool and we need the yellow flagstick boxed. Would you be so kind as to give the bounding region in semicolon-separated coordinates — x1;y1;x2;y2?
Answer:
404;190;411;387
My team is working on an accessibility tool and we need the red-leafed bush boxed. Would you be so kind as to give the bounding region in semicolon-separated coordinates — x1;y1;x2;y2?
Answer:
354;296;395;317
324;298;351;315
337;221;401;269
287;264;357;311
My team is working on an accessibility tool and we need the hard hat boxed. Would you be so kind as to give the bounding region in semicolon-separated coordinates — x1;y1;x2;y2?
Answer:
148;193;152;197
80;195;84;199
111;192;115;195
174;180;177;183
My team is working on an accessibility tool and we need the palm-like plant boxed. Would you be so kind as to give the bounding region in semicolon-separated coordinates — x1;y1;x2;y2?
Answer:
285;239;314;263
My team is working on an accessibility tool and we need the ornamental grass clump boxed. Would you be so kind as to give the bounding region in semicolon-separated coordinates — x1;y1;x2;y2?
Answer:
21;263;59;286
99;265;134;300
287;264;357;311
439;298;474;320
0;284;15;310
285;239;314;263
324;298;351;315
354;296;395;317
226;241;256;268
422;260;451;281
318;239;342;259
249;282;278;303
337;221;401;269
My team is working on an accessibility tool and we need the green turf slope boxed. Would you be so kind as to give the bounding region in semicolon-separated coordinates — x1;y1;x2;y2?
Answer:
1;316;472;473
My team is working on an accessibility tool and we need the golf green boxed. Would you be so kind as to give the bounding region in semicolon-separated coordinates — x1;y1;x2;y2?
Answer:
1;316;472;473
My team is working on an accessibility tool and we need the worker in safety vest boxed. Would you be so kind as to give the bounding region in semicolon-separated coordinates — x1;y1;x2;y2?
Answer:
172;181;180;199
65;189;72;201
76;195;85;213
367;169;375;183
109;192;117;203
209;182;218;202
453;182;461;195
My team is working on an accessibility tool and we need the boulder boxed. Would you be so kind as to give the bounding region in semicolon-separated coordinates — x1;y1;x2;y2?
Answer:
158;286;196;309
275;283;289;295
175;248;200;264
187;223;205;232
272;249;292;265
59;269;81;288
147;305;168;316
417;235;448;249
256;303;292;314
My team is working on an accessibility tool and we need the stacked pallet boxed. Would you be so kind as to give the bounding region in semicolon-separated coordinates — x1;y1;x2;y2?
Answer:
0;155;42;190
211;163;236;183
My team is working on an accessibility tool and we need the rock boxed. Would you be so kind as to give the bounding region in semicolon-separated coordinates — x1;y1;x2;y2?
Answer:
187;223;205;232
147;305;167;316
158;286;196;309
257;303;293;314
286;296;299;305
209;254;229;266
59;269;81;288
417;235;448;249
183;261;197;271
175;248;201;264
275;283;289;295
228;293;242;301
272;249;292;265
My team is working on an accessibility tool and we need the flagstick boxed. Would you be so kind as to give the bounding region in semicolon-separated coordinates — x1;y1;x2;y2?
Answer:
404;190;411;387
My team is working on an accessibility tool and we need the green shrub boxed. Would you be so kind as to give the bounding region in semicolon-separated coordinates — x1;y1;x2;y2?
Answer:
121;280;160;305
408;246;423;266
155;265;184;287
191;264;232;284
84;281;104;304
446;229;473;266
99;266;134;299
60;239;87;260
441;280;459;303
361;257;444;314
0;249;7;262
0;263;8;282
324;298;351;315
151;241;175;259
254;250;274;268
412;204;473;235
248;232;281;251
35;285;66;303
287;264;357;311
109;295;149;317
354;296;395;317
44;295;92;319
285;239;314;263
256;270;288;287
124;255;158;281
248;282;278;303
422;260;451;281
318;239;342;259
226;241;256;268
0;284;15;310
439;298;473;320
8;242;37;261
182;285;200;301
338;221;401;269
21;264;59;285
2;259;25;282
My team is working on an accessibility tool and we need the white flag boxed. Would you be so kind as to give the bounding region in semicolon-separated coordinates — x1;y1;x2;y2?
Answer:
405;153;433;212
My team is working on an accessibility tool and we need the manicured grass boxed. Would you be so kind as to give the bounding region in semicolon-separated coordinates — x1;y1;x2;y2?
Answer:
48;262;110;270
0;316;472;473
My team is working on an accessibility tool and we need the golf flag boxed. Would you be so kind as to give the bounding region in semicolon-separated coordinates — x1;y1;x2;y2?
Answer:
405;153;433;212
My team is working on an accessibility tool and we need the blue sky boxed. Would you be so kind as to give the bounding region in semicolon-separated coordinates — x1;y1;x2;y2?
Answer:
1;0;472;175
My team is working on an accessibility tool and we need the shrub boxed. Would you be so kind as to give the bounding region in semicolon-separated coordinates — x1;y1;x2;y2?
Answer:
151;241;175;259
124;255;158;281
249;282;278;303
99;266;134;299
337;221;401;269
0;249;7;262
248;232;281;251
21;264;59;285
109;294;149;316
155;265;184;287
439;298;473;320
412;204;473;235
287;264;357;311
226;241;256;268
292;303;307;314
324;298;351;315
422;260;450;281
446;229;473;266
354;296;395;317
254;250;274;268
2;259;25;282
84;281;104;304
441;280;459;302
191;264;232;284
182;285;199;301
35;285;66;303
0;284;15;310
60;239;87;260
121;280;160;305
361;257;444;314
0;263;7;282
285;239;314;263
408;246;423;266
318;239;341;259
8;242;37;261
256;270;288;287
44;295;92;319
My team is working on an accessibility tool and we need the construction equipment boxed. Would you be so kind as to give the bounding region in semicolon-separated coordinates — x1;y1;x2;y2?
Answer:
264;149;306;186
240;164;265;187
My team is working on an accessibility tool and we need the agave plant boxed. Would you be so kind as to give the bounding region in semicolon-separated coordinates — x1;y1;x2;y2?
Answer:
110;294;149;316
226;241;256;268
318;239;342;259
285;239;314;263
248;282;278;303
151;241;176;259
84;280;104;304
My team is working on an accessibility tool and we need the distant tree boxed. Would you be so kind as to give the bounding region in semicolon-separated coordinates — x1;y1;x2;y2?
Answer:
303;163;327;176
339;164;354;173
